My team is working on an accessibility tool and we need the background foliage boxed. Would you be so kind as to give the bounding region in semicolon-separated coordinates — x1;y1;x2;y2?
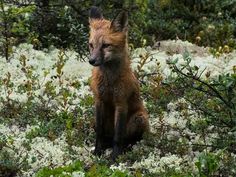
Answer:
1;0;236;60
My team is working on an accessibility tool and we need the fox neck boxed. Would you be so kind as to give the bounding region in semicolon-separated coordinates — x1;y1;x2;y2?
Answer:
98;48;130;83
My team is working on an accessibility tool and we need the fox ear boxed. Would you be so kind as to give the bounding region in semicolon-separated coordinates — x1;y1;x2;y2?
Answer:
89;6;103;21
111;11;128;32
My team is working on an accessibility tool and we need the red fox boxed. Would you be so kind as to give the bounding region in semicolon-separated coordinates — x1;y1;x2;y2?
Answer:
88;7;149;160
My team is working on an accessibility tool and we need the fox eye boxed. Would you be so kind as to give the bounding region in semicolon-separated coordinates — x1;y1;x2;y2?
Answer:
102;43;111;49
89;43;93;49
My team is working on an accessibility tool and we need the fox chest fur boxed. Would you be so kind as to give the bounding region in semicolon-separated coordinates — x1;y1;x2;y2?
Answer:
91;67;134;104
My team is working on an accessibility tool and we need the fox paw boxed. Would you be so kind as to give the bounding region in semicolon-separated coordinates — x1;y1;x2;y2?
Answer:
93;147;104;156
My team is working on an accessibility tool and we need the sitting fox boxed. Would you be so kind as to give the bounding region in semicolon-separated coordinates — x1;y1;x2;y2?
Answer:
88;7;149;159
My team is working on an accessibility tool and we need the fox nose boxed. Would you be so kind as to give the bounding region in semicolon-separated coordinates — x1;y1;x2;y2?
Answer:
89;58;96;65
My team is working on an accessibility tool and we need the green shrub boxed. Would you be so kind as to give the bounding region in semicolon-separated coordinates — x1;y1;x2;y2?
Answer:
0;1;35;60
36;161;132;177
36;161;84;177
195;152;221;177
0;133;29;177
1;0;236;55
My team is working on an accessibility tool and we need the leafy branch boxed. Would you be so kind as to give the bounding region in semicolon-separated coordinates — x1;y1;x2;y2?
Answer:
167;53;236;128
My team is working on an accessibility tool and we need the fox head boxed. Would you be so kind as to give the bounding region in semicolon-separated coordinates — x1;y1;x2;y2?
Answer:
88;7;128;66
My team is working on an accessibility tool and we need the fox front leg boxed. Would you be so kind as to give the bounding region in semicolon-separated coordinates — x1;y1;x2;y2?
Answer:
112;104;127;160
94;101;105;156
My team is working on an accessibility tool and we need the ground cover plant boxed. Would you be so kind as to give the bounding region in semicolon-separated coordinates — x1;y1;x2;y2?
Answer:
0;40;235;177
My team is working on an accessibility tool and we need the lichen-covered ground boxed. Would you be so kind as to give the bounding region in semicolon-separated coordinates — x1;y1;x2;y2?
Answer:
0;40;236;177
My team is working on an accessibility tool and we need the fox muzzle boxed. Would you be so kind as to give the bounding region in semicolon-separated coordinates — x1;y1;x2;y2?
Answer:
89;48;103;66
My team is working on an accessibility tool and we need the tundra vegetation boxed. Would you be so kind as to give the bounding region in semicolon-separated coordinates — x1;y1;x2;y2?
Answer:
0;0;236;177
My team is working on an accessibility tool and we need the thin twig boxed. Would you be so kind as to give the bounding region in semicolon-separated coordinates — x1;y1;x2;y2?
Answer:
173;65;233;108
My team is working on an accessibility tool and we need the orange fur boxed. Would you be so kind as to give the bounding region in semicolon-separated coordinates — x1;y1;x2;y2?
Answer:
89;7;149;159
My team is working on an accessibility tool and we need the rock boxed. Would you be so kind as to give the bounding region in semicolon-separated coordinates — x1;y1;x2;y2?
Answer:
153;40;209;57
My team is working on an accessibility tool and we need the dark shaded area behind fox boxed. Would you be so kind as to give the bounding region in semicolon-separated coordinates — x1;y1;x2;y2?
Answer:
88;6;149;160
